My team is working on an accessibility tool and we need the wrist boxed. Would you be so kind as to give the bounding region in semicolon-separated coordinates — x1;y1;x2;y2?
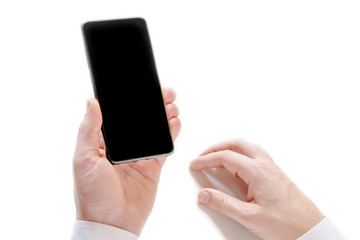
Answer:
265;183;325;240
285;190;325;239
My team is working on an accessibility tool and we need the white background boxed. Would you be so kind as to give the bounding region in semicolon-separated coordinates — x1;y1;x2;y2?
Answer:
0;0;359;239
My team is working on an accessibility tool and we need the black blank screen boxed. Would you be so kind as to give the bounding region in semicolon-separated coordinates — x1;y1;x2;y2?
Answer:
83;18;173;162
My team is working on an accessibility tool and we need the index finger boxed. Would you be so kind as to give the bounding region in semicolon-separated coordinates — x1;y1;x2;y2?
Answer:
199;139;257;158
190;150;255;184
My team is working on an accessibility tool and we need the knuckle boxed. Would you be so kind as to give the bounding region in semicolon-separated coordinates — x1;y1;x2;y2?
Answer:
222;149;232;158
220;150;234;164
238;205;262;227
253;160;267;174
78;121;97;137
73;151;97;169
252;143;263;154
78;121;89;133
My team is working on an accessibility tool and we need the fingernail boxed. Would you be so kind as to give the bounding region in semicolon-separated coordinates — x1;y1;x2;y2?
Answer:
198;191;210;204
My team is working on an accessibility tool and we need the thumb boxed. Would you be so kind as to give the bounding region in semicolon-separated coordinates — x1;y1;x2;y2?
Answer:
197;188;256;228
73;98;103;162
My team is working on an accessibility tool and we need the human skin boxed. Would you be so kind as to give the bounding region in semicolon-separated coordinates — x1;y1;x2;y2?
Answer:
190;139;324;240
73;88;181;236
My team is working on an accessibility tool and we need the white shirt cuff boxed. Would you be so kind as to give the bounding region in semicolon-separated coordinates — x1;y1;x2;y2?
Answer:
71;220;138;240
297;216;347;240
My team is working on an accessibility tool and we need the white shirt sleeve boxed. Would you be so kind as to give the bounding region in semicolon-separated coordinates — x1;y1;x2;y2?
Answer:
71;220;138;240
71;217;345;240
297;216;347;240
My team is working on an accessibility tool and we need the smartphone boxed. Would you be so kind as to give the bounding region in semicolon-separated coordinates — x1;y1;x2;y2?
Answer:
82;18;174;164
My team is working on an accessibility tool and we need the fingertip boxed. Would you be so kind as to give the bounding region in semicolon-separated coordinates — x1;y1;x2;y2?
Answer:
197;139;257;158
189;154;214;171
162;87;176;104
84;98;101;122
198;188;241;218
166;103;180;119
86;98;100;113
189;161;196;170
198;145;218;157
189;158;200;170
198;150;211;157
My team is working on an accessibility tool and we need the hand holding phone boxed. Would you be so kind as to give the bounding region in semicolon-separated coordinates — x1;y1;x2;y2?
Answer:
73;87;181;236
75;18;180;235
